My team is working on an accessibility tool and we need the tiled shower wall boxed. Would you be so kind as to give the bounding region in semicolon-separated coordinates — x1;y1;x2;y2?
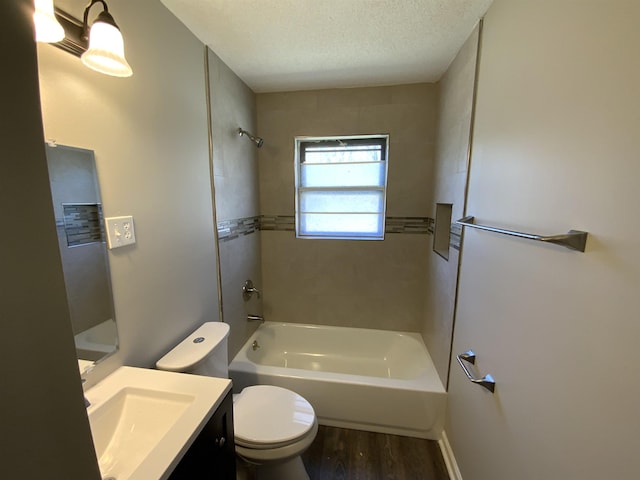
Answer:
422;26;480;384
255;85;438;332
208;50;263;359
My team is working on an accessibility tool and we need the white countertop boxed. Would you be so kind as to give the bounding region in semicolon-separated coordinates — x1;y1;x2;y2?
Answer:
85;366;232;480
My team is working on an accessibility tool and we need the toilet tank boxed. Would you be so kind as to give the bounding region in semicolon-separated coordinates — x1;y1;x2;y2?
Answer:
156;322;230;378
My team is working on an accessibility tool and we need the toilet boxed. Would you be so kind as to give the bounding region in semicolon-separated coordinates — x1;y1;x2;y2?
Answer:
156;322;317;480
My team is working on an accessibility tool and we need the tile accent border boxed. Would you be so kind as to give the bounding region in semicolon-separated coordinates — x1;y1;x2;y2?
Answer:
385;216;434;234
450;223;462;251
217;216;260;242
217;214;436;241
61;203;104;247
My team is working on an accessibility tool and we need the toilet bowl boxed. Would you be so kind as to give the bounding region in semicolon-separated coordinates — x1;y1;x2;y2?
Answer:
234;385;317;480
156;322;317;480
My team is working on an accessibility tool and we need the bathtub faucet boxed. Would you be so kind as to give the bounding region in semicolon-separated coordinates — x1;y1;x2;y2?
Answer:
242;279;261;300
247;314;264;323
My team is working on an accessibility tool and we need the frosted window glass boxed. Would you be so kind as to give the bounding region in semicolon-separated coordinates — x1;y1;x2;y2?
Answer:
300;190;383;213
300;213;384;237
305;148;382;164
300;162;385;188
295;135;388;240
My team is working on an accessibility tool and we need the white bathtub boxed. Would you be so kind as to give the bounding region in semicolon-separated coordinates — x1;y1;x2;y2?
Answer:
74;318;118;361
229;322;446;439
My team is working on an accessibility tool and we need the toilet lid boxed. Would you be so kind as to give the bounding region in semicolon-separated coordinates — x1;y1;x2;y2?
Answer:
233;385;316;448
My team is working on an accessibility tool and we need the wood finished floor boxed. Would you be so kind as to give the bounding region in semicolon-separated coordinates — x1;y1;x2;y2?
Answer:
302;426;449;480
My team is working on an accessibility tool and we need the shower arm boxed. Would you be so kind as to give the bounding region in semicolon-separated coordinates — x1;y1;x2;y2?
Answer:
238;128;264;148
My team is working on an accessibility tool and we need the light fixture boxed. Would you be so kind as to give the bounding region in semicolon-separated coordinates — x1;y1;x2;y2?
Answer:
80;0;132;77
43;0;133;78
33;0;65;43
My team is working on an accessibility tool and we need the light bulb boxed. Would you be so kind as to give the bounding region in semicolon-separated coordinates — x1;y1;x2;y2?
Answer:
34;0;65;43
81;21;132;77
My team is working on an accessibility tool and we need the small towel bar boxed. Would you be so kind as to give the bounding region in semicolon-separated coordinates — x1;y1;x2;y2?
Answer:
456;216;588;252
456;350;495;393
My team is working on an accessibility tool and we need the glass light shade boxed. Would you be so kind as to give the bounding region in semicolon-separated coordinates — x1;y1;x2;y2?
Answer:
33;0;65;43
81;21;132;77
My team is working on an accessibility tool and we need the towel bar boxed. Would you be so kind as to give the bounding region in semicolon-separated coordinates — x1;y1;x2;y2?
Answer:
456;350;495;393
456;216;588;252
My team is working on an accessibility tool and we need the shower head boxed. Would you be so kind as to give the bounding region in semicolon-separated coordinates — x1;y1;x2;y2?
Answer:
238;128;264;148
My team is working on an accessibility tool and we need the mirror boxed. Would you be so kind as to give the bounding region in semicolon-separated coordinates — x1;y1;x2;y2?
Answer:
45;143;118;364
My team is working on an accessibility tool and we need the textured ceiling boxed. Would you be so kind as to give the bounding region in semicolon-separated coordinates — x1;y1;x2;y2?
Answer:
160;0;493;93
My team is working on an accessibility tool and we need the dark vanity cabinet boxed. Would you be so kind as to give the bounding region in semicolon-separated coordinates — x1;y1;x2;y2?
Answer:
170;390;236;479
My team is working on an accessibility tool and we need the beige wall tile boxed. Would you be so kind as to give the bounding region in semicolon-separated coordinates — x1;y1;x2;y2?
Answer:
219;233;263;359
420;26;479;384
261;231;428;332
257;90;318;112
316;86;393;108
209;52;263;358
257;84;438;334
391;83;439;105
386;143;434;216
209;50;259;222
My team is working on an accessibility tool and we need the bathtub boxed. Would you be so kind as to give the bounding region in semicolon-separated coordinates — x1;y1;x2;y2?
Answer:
74;318;118;361
229;322;446;439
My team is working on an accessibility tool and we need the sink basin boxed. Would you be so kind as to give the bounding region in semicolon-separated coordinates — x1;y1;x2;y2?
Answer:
85;366;231;480
90;387;193;479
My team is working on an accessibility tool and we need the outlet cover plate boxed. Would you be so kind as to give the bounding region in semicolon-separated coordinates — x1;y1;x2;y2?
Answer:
105;215;136;249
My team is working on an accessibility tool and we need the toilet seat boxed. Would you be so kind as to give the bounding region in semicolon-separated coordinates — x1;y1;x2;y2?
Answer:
233;385;316;449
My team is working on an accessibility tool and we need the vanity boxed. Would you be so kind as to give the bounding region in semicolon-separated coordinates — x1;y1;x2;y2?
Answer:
170;389;236;480
84;366;235;480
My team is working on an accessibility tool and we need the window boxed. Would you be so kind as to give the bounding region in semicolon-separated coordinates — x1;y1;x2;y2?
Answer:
295;135;389;240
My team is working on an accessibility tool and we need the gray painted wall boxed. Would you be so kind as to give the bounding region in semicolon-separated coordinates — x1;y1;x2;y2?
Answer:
448;1;640;477
37;0;220;386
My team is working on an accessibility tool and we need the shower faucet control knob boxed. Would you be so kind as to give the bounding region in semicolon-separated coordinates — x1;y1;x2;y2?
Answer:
243;279;261;300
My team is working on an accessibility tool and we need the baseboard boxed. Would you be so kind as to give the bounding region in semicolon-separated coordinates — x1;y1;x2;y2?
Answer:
438;430;463;480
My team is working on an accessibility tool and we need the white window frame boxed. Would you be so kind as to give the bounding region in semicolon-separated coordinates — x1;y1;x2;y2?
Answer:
294;134;389;240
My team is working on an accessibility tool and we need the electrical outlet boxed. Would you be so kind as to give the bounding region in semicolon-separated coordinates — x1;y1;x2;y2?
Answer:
105;216;136;249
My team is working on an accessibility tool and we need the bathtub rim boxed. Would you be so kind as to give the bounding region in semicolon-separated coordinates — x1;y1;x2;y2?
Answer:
230;321;446;393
